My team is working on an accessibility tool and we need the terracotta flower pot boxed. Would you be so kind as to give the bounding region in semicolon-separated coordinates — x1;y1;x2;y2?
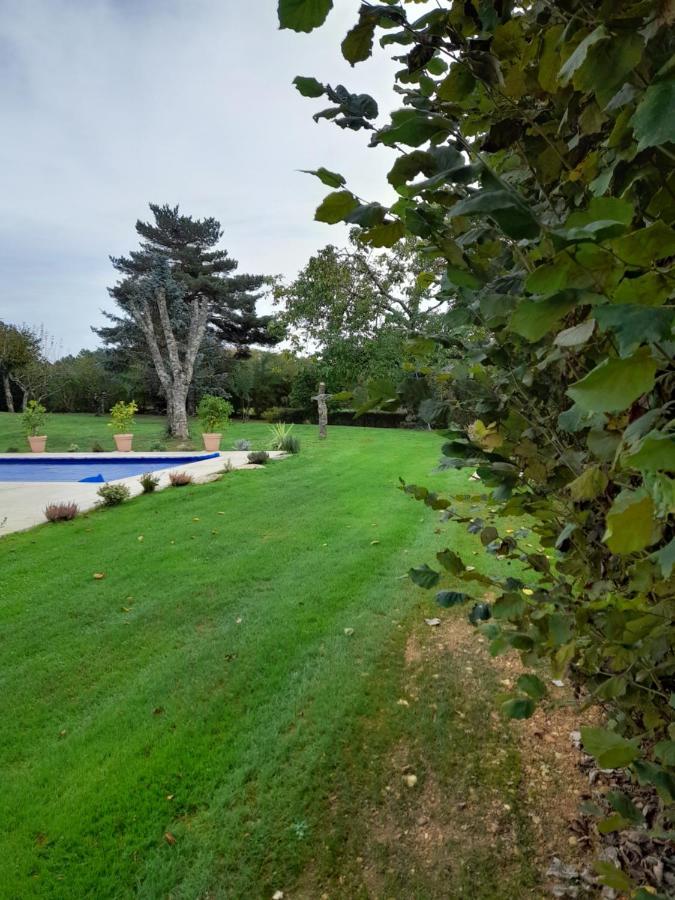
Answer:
114;433;133;452
202;433;222;452
28;435;47;453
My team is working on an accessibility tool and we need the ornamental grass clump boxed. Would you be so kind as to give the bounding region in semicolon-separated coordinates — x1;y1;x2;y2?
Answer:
139;472;160;493
268;423;294;450
97;483;131;507
44;502;79;523
169;471;193;487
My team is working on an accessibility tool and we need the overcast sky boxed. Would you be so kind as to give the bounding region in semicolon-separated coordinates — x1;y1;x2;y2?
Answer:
0;0;405;355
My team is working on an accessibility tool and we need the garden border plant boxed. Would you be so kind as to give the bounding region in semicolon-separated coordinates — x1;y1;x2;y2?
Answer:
279;1;675;893
197;394;233;452
109;400;138;452
22;400;48;453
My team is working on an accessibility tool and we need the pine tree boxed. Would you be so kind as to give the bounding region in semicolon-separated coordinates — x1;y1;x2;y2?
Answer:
99;203;276;437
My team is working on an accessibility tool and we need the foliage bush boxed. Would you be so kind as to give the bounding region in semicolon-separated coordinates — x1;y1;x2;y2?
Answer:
247;450;269;465
233;439;252;451
280;434;301;454
169;471;193;487
197;394;233;432
261;406;285;423
139;472;160;493
108;400;137;434
91;442;105;453
21;400;47;436
67;443;80;453
44;502;78;522
149;440;167;451
5;446;19;453
97;483;130;507
284;0;675;882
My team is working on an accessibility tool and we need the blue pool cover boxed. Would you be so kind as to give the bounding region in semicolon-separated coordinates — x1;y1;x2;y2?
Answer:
0;454;219;483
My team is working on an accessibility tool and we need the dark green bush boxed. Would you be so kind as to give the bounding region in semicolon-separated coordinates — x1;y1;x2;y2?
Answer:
139;472;160;493
247;451;269;465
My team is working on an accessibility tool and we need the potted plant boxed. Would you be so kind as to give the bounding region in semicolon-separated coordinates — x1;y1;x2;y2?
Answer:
197;395;233;452
22;400;48;452
109;400;138;451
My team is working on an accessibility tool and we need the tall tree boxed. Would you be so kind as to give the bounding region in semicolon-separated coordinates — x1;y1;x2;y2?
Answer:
0;322;43;411
100;203;276;437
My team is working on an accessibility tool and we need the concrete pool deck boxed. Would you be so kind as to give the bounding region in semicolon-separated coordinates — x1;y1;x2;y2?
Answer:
0;451;284;536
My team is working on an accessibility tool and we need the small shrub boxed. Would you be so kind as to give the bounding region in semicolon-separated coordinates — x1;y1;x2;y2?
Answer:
268;422;294;450
22;400;47;436
68;443;80;453
197;394;233;432
44;501;78;522
233;439;251;451
91;441;105;452
169;471;193;487
221;459;234;474
261;407;284;423
97;482;131;506
6;446;19;453
149;440;167;451
140;472;160;493
280;434;300;454
108;400;137;433
247;450;269;465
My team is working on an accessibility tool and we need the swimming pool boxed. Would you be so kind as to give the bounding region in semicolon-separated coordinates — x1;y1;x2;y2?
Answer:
0;454;220;483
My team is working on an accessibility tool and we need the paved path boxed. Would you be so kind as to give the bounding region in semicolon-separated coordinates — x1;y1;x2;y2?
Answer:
0;451;283;537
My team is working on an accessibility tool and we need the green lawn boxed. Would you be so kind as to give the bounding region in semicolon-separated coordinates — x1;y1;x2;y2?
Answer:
0;415;541;898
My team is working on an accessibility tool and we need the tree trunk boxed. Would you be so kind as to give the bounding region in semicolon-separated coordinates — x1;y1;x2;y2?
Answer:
2;373;14;413
167;384;189;439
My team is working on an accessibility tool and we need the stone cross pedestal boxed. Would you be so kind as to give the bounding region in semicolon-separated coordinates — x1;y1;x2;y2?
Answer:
312;382;328;440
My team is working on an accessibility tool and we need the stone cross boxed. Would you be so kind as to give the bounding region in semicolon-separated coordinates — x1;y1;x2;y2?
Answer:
312;382;328;440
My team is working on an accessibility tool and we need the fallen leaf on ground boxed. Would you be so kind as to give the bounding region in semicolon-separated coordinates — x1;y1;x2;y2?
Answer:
343;627;355;636
93;573;105;580
164;832;176;845
425;617;441;626
404;773;418;787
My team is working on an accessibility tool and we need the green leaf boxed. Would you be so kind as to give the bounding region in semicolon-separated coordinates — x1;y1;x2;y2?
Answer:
554;318;595;347
613;271;673;307
292;75;326;97
408;564;440;589
538;25;564;93
451;190;540;240
300;167;345;188
574;32;644;103
345;203;387;228
567;465;608;501
502;696;535;719
493;592;525;619
609;222;675;267
510;295;577;342
631;80;675;151
378;109;449;148
436;590;468;608
279;0;332;32
654;740;675;766
607;790;644;824
581;726;640;768
314;190;358;224
438;64;476;101
341;16;376;66
443;266;482;289
359;218;406;248
594;305;673;357
567;347;657;413
517;674;547;701
653;537;675;579
558;26;607;86
593;861;631;892
604;488;657;554
597;812;628;834
622;431;675;473
633;759;675;802
436;548;465;575
566;197;634;228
